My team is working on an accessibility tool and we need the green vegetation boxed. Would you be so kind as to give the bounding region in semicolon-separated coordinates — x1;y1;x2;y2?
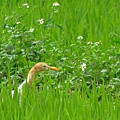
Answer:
0;0;120;119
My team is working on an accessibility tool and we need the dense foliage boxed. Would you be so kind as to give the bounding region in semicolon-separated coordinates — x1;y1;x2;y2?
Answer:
0;0;120;119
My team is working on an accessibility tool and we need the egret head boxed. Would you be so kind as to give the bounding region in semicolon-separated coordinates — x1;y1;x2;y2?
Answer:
34;62;59;72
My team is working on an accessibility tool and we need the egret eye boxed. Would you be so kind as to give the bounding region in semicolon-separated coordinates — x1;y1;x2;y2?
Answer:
42;65;48;70
43;65;46;68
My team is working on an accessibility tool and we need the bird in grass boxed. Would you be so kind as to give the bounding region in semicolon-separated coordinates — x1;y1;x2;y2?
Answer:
12;62;59;98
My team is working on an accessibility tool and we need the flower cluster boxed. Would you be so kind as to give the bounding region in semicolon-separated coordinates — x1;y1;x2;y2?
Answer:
87;41;102;46
52;2;60;7
22;3;29;8
52;2;60;13
16;22;20;25
94;41;102;46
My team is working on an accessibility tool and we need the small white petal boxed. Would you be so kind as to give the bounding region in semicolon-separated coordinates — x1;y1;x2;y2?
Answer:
22;3;28;6
77;36;83;40
87;41;93;45
30;28;34;32
26;5;29;8
81;63;86;71
16;22;20;24
39;18;44;24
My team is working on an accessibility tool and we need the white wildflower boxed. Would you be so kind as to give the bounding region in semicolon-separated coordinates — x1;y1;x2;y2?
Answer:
26;6;29;8
87;41;93;45
94;42;100;46
22;3;29;8
30;28;34;32
77;36;83;40
95;41;102;46
39;18;44;24
53;2;60;6
16;22;20;24
81;63;86;71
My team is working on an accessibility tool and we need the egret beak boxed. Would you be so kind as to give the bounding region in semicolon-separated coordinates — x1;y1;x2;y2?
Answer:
49;66;59;71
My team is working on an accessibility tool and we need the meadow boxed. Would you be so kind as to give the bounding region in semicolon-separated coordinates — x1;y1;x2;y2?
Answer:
0;0;120;119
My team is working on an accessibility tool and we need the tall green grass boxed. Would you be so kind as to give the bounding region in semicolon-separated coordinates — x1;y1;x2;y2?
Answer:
0;76;120;119
0;0;120;119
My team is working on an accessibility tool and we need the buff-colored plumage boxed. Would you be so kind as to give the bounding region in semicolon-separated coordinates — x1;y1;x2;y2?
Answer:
12;62;59;98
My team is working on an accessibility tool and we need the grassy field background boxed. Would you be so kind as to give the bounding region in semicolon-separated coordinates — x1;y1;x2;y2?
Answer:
0;0;120;119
